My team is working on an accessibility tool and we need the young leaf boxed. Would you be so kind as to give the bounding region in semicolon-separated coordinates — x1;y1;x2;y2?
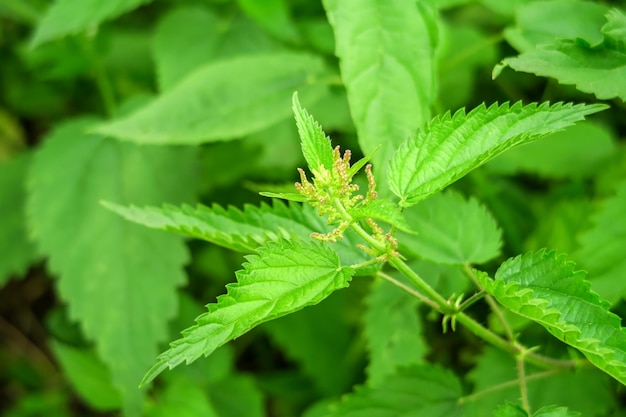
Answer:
398;190;502;265
364;279;427;386
28;118;197;416
141;239;354;385
103;199;371;272
388;101;606;206
31;0;152;47
326;365;463;417
292;92;334;173
576;180;626;304
322;0;437;193
94;53;329;144
478;250;626;386
0;154;38;285
494;9;626;101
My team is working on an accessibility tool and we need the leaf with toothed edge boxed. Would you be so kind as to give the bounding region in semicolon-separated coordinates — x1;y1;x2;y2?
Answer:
388;101;607;207
140;239;354;385
478;249;626;386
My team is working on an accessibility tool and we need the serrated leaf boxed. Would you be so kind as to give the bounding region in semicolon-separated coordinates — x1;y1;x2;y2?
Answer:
152;7;283;91
292;92;334;173
51;341;121;411
398;190;501;265
493;403;528;417
103;199;372;274
141;239;354;385
28;118;196;416
31;0;151;47
495;9;626;101
576;180;626;303
93;52;328;144
323;0;437;195
0;154;38;285
503;0;609;53
389;101;606;206
327;365;463;417
364;279;427;386
478;250;626;386
465;347;614;417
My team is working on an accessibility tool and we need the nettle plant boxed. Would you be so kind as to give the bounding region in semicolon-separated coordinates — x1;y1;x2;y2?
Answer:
5;1;626;417
108;91;615;417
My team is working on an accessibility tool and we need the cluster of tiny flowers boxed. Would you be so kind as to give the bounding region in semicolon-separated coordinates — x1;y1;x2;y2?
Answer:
357;218;400;261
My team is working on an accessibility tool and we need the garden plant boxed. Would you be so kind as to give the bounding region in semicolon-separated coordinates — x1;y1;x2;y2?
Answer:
1;0;626;416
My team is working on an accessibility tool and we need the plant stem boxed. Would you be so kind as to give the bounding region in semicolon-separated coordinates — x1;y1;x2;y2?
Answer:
458;369;559;404
517;351;531;414
376;271;441;311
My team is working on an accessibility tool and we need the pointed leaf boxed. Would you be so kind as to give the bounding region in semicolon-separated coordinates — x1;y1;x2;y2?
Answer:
399;190;502;265
0;154;38;284
478;249;626;386
323;0;437;194
28;118;196;416
364;279;426;386
495;9;626;101
103;199;372;274
389;101;606;206
94;53;328;144
327;365;463;417
31;0;152;47
141;239;354;385
292;92;335;173
576;180;626;303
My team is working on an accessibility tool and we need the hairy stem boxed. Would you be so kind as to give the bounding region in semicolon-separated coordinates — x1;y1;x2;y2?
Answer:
376;271;440;311
517;351;531;414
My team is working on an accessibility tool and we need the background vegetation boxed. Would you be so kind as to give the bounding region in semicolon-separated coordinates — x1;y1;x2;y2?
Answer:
1;0;625;416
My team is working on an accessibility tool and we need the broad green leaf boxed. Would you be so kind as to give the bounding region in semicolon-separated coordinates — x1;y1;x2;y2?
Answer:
141;239;354;385
388;101;607;206
51;341;121;411
465;347;614;417
292;92;334;173
263;288;361;395
327;365;463;417
103;199;372;273
28;118;196;416
487;122;616;179
576;180;626;303
323;0;437;193
364;279;426;386
504;0;609;53
478;250;626;386
152;7;283;91
31;0;152;47
0;154;37;285
399;190;502;265
494;10;626;102
237;0;301;44
94;52;329;144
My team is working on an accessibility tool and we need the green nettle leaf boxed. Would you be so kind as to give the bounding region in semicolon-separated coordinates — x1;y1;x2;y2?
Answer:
388;101;606;206
103;199;371;271
142;240;354;385
0;154;38;285
322;0;437;192
292;92;334;173
576;180;626;304
503;0;609;53
478;250;626;386
327;365;463;417
495;9;626;101
94;52;328;144
364;279;427;386
399;190;502;265
31;0;152;47
28;118;196;416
